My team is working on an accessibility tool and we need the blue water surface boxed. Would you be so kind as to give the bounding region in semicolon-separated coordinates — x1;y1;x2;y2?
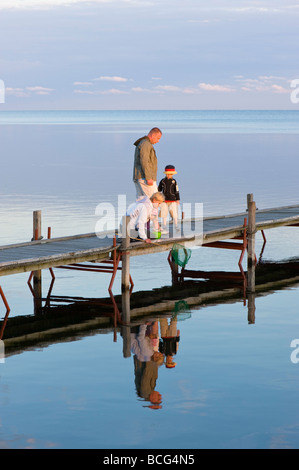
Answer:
0;109;299;133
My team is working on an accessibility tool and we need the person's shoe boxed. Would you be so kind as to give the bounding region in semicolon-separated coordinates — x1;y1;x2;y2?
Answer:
160;227;169;235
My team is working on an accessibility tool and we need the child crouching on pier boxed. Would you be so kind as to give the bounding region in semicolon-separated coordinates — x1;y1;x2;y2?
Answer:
125;192;165;243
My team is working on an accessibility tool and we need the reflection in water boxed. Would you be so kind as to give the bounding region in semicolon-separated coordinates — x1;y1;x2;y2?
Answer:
159;317;180;369
2;257;299;351
2;256;299;416
131;316;181;409
131;322;163;409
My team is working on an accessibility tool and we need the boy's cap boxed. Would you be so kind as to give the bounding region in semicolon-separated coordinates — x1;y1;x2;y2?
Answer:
164;165;177;175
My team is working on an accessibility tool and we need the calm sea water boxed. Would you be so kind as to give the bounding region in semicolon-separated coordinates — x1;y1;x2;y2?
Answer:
1;110;299;450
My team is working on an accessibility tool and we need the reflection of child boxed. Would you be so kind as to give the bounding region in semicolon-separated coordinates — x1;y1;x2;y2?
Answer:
159;317;180;368
146;320;159;352
158;165;180;230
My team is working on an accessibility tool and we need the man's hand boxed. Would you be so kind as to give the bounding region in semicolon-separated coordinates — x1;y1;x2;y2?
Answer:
147;179;154;186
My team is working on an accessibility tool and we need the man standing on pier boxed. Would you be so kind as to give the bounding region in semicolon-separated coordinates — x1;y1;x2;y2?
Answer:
133;127;162;199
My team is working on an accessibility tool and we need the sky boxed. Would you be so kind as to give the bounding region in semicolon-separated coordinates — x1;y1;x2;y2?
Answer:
0;0;299;110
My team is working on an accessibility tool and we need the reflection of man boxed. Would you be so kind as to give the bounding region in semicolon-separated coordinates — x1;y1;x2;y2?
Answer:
159;317;180;368
131;323;164;409
133;127;162;199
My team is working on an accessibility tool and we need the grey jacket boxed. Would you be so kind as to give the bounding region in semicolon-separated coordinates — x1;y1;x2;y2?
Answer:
133;136;158;182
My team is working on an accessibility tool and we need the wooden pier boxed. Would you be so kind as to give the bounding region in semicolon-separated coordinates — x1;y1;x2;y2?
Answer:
1;195;299;319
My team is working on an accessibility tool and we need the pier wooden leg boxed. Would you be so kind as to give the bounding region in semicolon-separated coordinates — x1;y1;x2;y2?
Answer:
32;273;42;314
121;216;131;323
247;196;256;293
172;261;179;285
167;250;180;285
33;210;42;313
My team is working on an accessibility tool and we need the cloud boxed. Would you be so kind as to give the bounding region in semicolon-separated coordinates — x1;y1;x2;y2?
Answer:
6;86;54;97
199;3;299;16
74;88;128;95
154;85;203;94
26;86;54;95
155;85;181;92
5;87;29;98
235;75;291;94
258;75;289;81
93;76;129;82
132;87;151;92
73;76;131;95
0;0;135;10
133;78;291;96
145;76;292;97
132;87;162;94
102;88;129;94
198;82;235;92
182;87;200;94
271;84;290;94
73;81;93;86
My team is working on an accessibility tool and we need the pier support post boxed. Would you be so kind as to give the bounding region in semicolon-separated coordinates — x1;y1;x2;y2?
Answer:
247;195;256;293
171;260;179;285
33;210;42;241
33;210;42;313
121;215;131;325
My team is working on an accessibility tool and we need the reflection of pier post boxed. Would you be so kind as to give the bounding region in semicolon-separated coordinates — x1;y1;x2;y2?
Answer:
247;293;256;324
121;215;131;357
121;215;131;323
121;323;131;358
33;210;42;314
